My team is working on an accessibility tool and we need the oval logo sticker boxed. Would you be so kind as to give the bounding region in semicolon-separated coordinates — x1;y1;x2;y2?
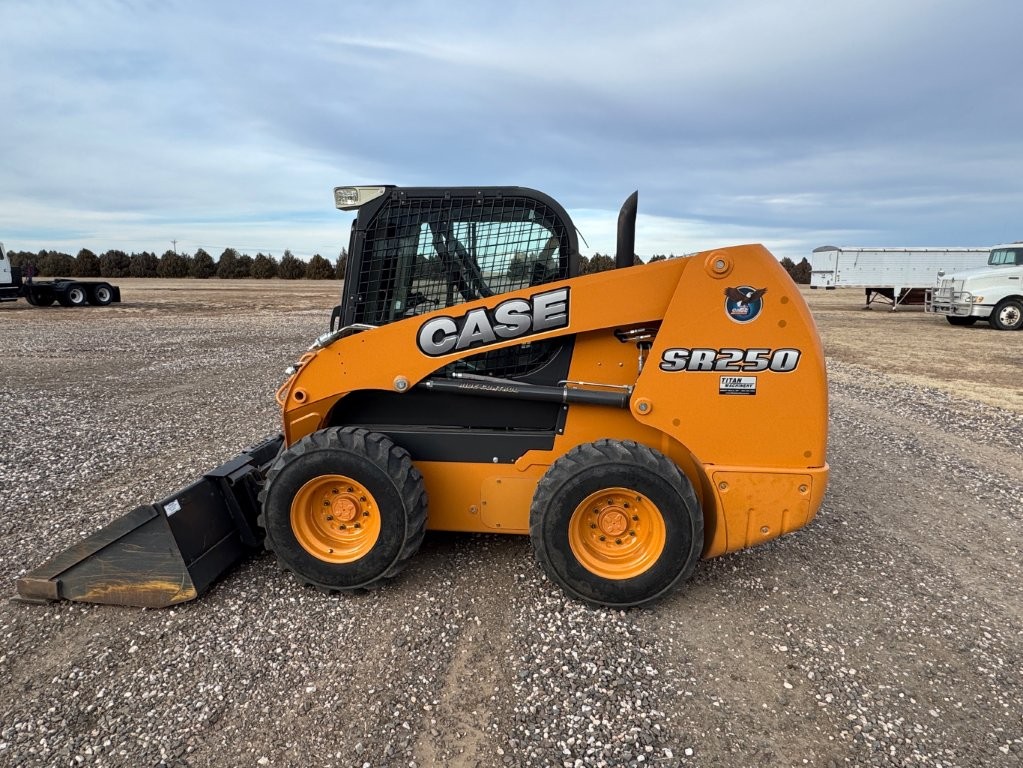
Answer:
724;286;767;323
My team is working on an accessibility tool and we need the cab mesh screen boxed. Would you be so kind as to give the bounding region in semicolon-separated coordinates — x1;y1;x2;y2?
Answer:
352;193;573;378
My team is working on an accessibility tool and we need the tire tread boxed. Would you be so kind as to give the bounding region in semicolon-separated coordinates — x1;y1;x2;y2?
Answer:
258;426;427;592
529;439;702;608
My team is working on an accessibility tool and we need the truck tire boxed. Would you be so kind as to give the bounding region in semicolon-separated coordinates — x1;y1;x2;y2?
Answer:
88;283;114;306
946;316;977;326
990;298;1023;331
259;427;427;592
23;290;53;308
529;439;703;608
57;284;88;307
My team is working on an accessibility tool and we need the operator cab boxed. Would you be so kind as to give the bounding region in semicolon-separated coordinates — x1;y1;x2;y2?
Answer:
332;186;580;330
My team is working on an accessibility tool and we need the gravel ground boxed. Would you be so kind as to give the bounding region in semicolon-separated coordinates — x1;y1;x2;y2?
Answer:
0;282;1021;767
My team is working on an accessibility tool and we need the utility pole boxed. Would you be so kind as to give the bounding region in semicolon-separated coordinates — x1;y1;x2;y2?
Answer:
172;239;178;255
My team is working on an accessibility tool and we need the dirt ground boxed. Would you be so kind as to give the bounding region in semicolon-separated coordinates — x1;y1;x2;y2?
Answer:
804;287;1023;413
0;278;1021;767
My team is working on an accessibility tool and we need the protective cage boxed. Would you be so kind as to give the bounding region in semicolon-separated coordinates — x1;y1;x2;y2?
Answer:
339;187;582;379
342;187;580;325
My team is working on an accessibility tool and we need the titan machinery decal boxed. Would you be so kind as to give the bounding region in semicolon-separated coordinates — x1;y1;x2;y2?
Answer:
719;376;757;395
659;348;802;373
724;286;767;323
417;286;570;357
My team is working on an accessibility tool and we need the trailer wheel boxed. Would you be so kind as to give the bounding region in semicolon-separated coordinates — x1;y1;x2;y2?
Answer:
530;439;703;608
58;285;88;307
946;316;977;326
259;427;427;591
990;298;1023;331
88;284;114;306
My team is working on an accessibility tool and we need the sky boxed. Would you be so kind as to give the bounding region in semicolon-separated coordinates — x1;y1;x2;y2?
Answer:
1;0;1021;263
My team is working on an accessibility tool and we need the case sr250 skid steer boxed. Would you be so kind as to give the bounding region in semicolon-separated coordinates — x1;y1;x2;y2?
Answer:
16;186;828;609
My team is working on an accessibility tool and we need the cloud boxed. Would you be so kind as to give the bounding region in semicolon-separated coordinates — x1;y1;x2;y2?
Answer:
1;0;1021;261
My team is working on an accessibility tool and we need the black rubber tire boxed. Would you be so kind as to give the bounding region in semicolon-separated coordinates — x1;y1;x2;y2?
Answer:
33;294;55;306
946;316;978;326
990;298;1023;331
529;439;703;608
57;284;88;307
259;427;427;591
88;283;114;306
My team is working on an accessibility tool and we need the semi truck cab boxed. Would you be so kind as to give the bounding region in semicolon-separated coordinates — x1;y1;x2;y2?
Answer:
926;244;1023;330
0;242;23;302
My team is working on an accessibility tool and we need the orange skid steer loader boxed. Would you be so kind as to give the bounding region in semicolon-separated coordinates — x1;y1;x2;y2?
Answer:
16;186;828;609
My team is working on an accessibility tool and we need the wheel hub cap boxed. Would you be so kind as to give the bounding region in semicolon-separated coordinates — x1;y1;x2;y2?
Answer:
291;475;381;563
334;496;358;522
568;487;667;580
598;507;629;536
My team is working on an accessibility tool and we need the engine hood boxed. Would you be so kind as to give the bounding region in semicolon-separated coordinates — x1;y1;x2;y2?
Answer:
941;264;1023;284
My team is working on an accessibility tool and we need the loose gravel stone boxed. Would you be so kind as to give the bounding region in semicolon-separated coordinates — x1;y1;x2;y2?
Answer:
0;282;1021;767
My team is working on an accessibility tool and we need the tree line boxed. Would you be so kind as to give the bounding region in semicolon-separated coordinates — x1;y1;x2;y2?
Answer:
5;247;349;280
5;246;813;284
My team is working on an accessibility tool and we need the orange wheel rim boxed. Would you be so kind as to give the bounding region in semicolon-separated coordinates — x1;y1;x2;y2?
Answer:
568;487;666;580
291;475;381;563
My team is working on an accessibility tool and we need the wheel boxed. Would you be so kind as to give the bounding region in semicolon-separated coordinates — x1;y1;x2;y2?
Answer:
990;298;1023;331
946;316;978;326
25;289;55;306
88;283;114;306
259;427;427;591
57;284;88;307
529;439;703;608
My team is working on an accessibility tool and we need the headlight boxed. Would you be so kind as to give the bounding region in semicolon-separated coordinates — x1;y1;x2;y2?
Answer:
334;186;387;210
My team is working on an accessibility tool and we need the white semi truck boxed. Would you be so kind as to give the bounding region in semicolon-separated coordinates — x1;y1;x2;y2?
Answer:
925;243;1023;330
0;241;121;307
810;246;991;309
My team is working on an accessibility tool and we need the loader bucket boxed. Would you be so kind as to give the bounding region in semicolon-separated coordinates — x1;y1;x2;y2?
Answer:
14;435;283;608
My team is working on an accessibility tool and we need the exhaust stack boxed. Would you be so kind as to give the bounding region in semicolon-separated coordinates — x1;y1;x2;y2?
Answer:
615;191;638;270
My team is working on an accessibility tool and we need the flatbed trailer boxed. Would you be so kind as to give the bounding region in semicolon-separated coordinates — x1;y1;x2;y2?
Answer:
0;242;121;307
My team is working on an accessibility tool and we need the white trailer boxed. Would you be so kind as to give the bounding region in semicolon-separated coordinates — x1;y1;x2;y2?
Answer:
810;246;991;309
